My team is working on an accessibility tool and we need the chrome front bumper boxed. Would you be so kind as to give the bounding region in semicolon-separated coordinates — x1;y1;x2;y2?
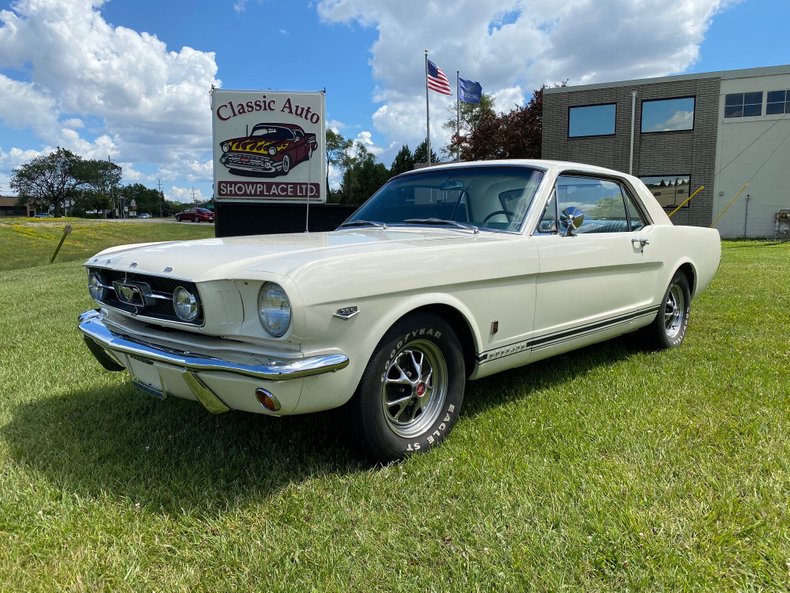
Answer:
77;309;350;414
78;309;349;381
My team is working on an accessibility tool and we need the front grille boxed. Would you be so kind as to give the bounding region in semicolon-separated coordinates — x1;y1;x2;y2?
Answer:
88;268;203;325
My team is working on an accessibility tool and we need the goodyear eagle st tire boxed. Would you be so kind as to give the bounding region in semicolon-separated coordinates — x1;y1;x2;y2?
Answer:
352;313;465;462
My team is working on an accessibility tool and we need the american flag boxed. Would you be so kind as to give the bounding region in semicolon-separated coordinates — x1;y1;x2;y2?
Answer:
427;59;452;95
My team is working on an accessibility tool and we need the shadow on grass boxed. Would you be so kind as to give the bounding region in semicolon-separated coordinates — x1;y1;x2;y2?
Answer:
2;384;366;515
723;239;788;248
462;332;645;417
2;333;644;514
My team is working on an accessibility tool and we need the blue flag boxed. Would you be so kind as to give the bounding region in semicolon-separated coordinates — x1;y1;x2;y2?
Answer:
458;77;482;104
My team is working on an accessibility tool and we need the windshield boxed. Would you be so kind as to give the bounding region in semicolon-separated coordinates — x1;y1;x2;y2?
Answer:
342;165;545;233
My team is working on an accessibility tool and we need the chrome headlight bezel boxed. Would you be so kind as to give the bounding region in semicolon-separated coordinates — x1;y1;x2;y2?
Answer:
268;146;277;156
88;271;106;301
173;285;200;322
221;141;230;153
258;282;291;338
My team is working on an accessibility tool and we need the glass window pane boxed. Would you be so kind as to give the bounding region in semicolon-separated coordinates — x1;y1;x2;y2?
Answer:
556;176;629;233
568;104;616;137
725;93;743;106
766;102;785;115
724;105;743;118
641;97;695;132
767;90;786;103
744;91;763;105
624;191;645;231
743;103;762;117
639;175;690;209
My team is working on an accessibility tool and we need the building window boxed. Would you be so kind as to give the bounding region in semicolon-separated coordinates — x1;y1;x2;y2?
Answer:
641;97;695;132
766;90;790;115
568;104;616;137
639;175;691;209
724;92;763;118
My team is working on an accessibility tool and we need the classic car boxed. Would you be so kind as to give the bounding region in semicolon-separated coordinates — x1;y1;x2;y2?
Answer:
175;207;215;223
78;160;721;462
219;123;317;176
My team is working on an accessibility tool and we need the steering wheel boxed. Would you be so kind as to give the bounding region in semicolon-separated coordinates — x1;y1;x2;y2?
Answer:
482;210;515;223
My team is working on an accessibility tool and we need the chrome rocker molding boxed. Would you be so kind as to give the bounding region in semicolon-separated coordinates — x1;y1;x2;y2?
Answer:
77;309;350;382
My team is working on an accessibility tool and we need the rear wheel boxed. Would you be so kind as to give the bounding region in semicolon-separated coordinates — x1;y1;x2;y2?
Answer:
281;155;290;174
352;313;465;462
645;271;691;349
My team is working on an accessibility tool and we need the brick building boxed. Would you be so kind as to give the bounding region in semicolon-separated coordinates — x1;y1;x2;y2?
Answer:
542;65;790;238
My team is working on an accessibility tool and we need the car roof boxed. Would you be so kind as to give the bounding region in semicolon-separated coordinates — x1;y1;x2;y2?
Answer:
251;122;304;132
394;159;638;184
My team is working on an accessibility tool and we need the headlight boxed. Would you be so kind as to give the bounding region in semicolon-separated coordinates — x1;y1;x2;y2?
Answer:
173;286;200;322
268;146;277;156
88;272;105;301
221;142;230;153
258;282;291;337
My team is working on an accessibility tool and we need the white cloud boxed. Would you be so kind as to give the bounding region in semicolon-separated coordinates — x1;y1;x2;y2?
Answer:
318;0;736;162
0;0;219;185
169;185;207;203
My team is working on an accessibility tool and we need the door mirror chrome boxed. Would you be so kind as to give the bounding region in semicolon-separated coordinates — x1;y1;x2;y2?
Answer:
560;207;584;236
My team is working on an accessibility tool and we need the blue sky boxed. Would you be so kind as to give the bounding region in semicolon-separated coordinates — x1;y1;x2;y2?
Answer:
1;0;788;202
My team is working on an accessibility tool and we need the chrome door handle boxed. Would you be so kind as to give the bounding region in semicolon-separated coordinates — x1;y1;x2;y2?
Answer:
632;237;649;251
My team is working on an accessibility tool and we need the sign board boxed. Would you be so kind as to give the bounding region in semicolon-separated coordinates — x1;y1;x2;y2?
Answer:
211;89;326;203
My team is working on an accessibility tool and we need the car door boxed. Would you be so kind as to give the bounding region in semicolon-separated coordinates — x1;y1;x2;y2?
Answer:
531;173;662;353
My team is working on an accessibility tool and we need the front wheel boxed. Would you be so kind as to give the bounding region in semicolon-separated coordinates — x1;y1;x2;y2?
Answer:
644;271;691;349
351;313;466;462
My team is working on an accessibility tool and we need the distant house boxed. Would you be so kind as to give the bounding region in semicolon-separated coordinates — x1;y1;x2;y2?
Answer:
0;195;34;217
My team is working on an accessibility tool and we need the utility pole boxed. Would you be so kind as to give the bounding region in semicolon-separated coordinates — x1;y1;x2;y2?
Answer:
158;179;164;218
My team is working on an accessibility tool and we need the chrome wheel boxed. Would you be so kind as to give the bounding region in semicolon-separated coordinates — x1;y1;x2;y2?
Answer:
664;282;685;340
381;339;448;438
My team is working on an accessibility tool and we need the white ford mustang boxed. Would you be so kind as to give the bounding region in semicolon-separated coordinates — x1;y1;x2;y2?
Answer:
78;160;720;461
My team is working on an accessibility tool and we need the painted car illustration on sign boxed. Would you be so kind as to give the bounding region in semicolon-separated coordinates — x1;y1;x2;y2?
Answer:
219;123;318;176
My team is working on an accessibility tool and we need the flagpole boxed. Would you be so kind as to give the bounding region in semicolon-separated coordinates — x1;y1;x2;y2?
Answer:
425;49;431;166
456;71;460;162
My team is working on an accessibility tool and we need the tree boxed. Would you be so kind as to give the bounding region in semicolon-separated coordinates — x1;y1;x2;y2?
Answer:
11;148;88;216
338;143;390;205
445;86;555;162
120;184;163;216
325;129;354;202
412;140;438;166
443;93;496;160
390;144;415;177
73;159;123;216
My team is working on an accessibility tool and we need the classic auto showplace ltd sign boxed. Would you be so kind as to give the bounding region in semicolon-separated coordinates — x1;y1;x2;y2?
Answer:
211;89;327;203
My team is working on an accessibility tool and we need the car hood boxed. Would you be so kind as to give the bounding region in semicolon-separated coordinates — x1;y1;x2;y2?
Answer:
86;228;518;283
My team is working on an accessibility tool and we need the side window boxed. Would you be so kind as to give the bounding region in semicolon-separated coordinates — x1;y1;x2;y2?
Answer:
536;190;557;233
541;175;644;234
623;189;646;231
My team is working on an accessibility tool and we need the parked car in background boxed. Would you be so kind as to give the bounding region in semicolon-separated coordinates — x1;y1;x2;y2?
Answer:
138;212;152;219
175;207;214;223
78;160;720;462
219;122;317;176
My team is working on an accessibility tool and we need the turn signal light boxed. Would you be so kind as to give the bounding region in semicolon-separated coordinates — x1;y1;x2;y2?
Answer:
255;387;281;412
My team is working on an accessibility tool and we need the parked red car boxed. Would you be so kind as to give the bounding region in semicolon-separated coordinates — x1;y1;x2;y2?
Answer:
219;122;317;176
176;208;215;223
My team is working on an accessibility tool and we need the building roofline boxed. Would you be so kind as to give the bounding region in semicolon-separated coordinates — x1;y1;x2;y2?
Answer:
544;63;790;94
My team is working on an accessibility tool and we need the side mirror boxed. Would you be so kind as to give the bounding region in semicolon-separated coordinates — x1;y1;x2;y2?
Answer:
560;207;584;237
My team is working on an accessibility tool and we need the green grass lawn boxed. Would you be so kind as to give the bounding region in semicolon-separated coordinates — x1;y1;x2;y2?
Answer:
0;218;215;271
0;222;787;592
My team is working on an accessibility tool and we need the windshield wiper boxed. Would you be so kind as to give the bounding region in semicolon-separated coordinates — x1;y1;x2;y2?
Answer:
403;218;479;234
338;219;388;229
